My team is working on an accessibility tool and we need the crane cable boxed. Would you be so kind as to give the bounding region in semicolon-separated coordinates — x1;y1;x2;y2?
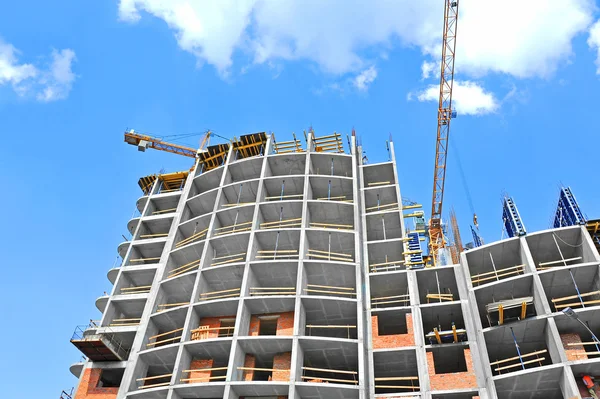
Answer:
449;136;478;228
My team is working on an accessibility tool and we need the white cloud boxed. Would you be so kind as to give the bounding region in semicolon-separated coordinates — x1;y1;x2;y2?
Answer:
0;41;38;86
119;0;257;74
588;20;600;74
353;66;377;91
409;80;498;116
118;0;439;74
454;0;594;78
37;49;77;102
421;61;437;80
0;40;76;101
118;0;595;80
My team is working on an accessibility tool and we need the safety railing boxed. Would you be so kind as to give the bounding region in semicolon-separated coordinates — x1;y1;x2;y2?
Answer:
301;366;358;385
175;228;208;248
369;259;404;273
315;195;353;203
156;302;190;312
199;288;241;301
306;324;356;339
255;249;299;260
109;317;141;327
139;232;169;240
120;285;152;295
265;193;304;201
191;325;235;340
304;284;355;298
146;328;183;348
307;248;354;263
249;287;296;296
214;221;252;236
168;259;201;278
70;320;131;360
137;373;172;389
470;264;525;286
309;222;353;230
374;376;419;391
490;349;547;374
552;290;600;311
371;294;410;308
210;252;246;267
128;256;161;265
180;367;227;383
259;218;302;229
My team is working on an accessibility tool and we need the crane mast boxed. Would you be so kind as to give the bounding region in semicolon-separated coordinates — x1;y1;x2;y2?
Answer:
429;0;459;266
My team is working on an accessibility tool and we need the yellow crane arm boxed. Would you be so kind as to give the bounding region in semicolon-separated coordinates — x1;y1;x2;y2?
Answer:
429;0;459;266
124;130;198;158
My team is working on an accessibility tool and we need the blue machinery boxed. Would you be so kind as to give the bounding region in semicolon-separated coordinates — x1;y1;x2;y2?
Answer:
503;196;527;238
553;186;586;228
471;225;483;247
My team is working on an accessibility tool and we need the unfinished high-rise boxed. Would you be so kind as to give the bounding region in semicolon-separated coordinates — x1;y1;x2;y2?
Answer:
68;131;600;399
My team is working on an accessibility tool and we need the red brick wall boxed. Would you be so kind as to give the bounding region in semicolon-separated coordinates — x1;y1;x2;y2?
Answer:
74;369;118;399
272;352;292;381
427;349;477;390
248;312;294;336
243;354;256;381
560;333;587;361
372;313;414;349
277;312;294;335
195;316;235;339
188;359;214;383
249;316;260;336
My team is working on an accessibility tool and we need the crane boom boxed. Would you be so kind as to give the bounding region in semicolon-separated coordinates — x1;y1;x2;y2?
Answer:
429;0;459;266
124;130;198;158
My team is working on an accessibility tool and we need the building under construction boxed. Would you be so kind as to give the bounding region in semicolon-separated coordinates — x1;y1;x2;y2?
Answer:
65;1;600;398
66;129;600;399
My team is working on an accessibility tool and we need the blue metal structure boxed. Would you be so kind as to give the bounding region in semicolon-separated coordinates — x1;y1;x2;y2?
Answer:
471;225;483;247
553;187;586;228
503;196;526;238
407;232;425;269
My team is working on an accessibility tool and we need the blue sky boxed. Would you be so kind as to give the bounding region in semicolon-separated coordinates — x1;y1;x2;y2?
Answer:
1;0;600;396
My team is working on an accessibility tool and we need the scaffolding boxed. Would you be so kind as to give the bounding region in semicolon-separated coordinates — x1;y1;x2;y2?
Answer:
502;196;526;238
553;187;586;228
138;171;189;195
485;297;533;326
586;219;600;253
70;321;130;361
232;132;268;160
273;133;303;153
197;143;230;173
308;130;344;153
59;389;73;399
426;324;467;345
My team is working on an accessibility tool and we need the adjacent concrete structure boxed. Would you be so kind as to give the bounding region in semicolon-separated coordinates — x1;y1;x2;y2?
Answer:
69;133;600;399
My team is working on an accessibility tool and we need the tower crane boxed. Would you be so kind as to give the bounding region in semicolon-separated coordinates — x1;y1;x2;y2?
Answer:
123;129;215;158
429;0;459;266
